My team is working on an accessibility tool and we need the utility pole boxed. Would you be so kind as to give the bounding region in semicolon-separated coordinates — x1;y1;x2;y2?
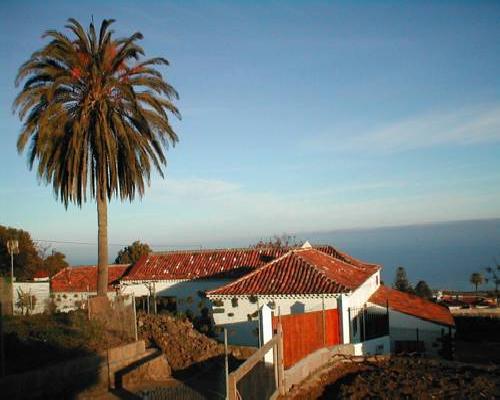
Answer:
6;240;19;315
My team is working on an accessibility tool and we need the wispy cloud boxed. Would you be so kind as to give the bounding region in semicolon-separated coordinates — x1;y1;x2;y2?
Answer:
324;104;500;154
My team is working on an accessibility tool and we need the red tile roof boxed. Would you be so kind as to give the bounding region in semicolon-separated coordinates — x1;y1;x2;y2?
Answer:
122;245;379;281
207;248;378;296
33;269;49;279
369;285;454;326
51;264;129;292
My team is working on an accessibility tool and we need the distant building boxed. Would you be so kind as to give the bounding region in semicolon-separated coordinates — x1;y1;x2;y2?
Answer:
33;269;50;282
50;264;129;312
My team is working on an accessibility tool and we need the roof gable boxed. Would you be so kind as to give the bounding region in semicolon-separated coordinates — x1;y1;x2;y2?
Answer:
207;248;378;296
369;285;454;327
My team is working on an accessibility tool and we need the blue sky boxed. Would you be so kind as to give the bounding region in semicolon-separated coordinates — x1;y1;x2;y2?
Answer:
1;1;499;259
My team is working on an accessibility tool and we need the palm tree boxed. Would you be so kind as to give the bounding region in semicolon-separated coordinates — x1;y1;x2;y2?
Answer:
469;272;485;292
14;18;180;295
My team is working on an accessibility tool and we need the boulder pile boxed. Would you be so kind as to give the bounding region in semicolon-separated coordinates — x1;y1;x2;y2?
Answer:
137;313;253;371
335;357;499;399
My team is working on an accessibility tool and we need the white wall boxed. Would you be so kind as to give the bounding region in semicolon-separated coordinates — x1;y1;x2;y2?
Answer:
370;303;454;356
352;336;390;356
53;291;117;312
346;272;380;309
121;279;232;316
339;271;381;343
208;294;339;346
13;281;50;315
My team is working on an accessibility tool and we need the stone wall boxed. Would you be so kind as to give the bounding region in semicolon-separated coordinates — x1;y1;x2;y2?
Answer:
0;340;170;399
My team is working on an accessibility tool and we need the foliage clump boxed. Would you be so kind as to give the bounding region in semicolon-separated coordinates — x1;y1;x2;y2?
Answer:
115;240;151;264
0;224;68;280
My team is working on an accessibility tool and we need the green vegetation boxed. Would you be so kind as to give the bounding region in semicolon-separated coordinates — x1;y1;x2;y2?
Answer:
252;233;302;249
469;272;485;292
14;18;180;295
0;224;68;280
485;261;500;301
414;280;433;300
393;266;414;294
393;267;434;299
115;240;151;264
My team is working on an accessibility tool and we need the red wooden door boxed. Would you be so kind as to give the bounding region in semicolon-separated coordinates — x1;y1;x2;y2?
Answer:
272;309;340;369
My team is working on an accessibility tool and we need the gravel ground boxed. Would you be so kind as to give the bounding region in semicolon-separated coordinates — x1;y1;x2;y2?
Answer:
288;356;500;400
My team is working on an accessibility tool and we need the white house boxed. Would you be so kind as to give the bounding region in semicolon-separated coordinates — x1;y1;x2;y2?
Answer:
51;264;129;312
119;243;454;356
206;244;382;346
119;245;344;316
368;285;454;356
206;244;455;355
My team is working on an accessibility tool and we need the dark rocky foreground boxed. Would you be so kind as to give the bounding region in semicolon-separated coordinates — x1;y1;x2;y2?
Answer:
289;356;500;399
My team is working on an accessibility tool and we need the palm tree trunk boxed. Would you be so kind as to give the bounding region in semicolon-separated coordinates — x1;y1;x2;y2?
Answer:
97;192;108;297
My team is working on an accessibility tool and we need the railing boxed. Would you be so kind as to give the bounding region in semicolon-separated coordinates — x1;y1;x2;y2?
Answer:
227;324;285;400
349;303;389;344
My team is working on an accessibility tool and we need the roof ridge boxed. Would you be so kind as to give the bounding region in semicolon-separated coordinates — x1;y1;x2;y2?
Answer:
149;244;335;255
69;264;129;268
206;250;297;296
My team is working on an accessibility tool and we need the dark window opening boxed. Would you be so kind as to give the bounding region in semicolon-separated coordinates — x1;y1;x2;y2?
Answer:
157;296;177;313
395;340;425;354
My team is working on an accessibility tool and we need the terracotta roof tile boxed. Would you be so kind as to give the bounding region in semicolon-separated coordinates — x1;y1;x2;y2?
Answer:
51;264;129;293
369;285;454;326
207;248;378;296
123;245;378;281
33;269;49;279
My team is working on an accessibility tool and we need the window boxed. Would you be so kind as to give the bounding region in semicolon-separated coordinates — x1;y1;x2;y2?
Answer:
157;296;177;313
395;340;425;354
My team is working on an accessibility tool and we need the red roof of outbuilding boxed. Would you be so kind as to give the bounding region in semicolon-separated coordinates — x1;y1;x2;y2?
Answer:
369;285;454;326
51;264;129;292
33;269;49;279
207;248;379;296
122;245;379;281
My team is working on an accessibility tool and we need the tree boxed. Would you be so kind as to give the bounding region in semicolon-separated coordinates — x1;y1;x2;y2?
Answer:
470;272;485;292
485;260;500;305
415;280;433;300
485;261;500;292
115;240;151;264
252;234;302;249
14;18;180;295
43;250;69;277
393;266;413;293
0;225;43;280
